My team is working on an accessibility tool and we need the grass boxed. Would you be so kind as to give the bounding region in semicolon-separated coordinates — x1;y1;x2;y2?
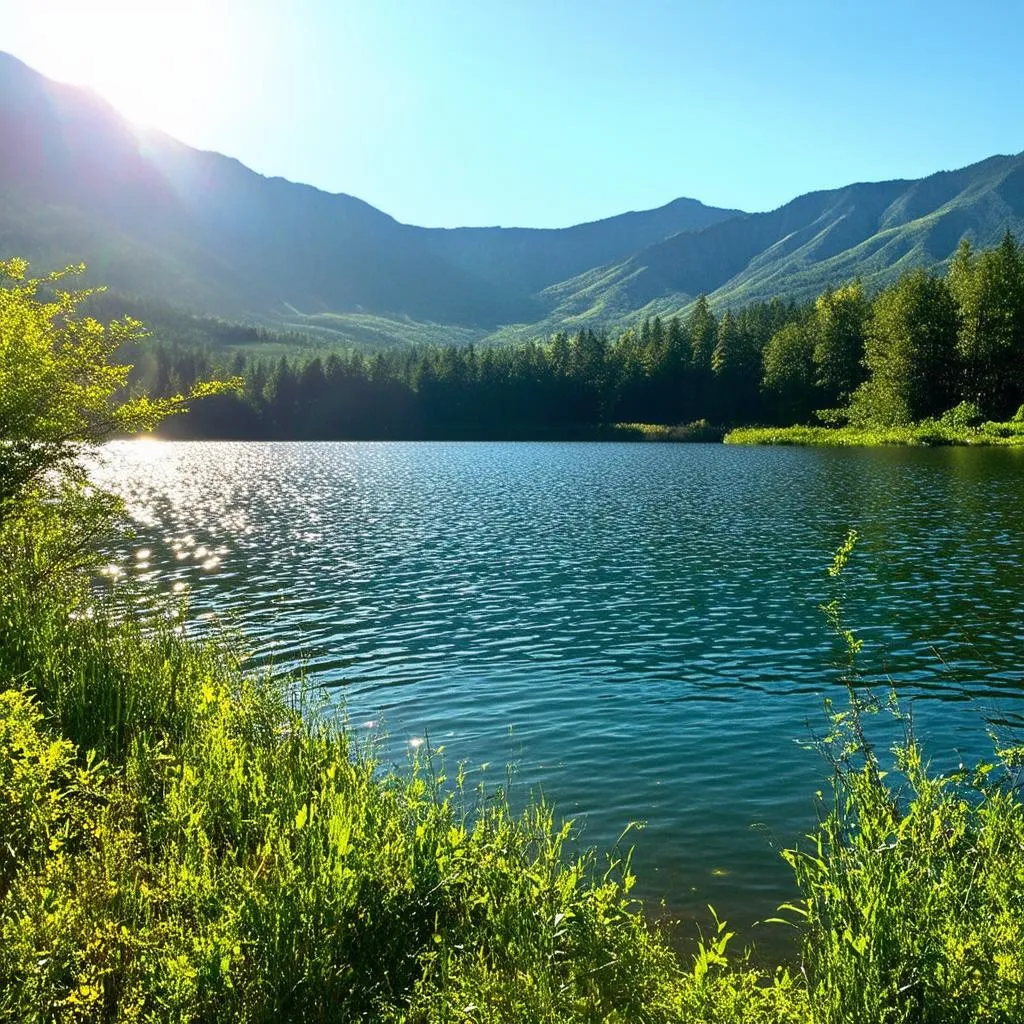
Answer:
724;419;1024;447
3;521;1024;1020
610;421;725;442
0;565;805;1022
787;736;1024;1023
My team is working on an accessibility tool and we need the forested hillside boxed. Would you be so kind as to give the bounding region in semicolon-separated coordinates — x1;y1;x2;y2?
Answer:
146;234;1024;440
529;155;1024;337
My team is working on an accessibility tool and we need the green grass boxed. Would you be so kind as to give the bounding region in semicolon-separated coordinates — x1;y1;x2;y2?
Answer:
0;567;805;1022
786;737;1024;1023
3;522;1024;1020
724;419;1024;447
610;421;725;442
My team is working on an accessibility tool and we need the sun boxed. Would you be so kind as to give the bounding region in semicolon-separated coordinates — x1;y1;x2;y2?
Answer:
7;0;246;139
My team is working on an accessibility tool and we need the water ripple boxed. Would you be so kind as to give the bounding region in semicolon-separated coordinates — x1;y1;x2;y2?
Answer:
91;440;1024;934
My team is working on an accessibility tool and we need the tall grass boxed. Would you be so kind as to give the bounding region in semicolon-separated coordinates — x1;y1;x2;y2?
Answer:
610;421;725;442
0;571;803;1022
786;740;1024;1023
781;531;1024;1023
3;517;1024;1020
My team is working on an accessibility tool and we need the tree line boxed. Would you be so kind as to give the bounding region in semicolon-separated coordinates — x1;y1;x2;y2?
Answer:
142;233;1024;440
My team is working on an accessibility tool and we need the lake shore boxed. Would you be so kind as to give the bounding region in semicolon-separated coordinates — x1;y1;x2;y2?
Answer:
724;420;1024;446
6;548;1024;1020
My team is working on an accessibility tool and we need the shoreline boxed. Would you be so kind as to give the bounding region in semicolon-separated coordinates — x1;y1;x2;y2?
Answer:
724;421;1024;447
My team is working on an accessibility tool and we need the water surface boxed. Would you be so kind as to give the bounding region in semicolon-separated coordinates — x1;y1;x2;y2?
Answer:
93;441;1024;941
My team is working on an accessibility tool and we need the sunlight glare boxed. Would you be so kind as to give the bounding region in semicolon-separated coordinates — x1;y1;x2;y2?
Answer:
10;0;252;139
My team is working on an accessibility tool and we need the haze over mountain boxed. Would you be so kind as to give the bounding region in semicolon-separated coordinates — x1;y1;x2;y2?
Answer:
2;50;1023;348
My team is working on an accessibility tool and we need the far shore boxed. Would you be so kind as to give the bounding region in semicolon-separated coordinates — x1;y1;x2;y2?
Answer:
723;421;1024;447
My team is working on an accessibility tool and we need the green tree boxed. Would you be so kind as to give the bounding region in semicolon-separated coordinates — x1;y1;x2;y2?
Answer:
549;331;571;377
649;314;666;366
665;315;687;368
812;282;870;407
762;321;816;423
851;268;958;425
711;310;739;377
949;231;1024;417
687;295;717;371
0;259;231;578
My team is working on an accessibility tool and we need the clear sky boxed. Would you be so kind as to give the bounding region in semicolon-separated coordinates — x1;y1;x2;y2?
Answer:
6;0;1024;227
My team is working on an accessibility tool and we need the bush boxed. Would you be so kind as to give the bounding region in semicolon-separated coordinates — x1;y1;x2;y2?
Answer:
785;729;1024;1023
940;401;984;430
783;532;1024;1023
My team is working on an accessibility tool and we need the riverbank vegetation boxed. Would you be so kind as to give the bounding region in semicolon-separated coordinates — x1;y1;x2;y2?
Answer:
725;411;1024;447
4;257;1024;1020
727;231;1024;445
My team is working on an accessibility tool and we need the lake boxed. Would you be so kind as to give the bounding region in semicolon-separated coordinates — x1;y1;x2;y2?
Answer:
93;440;1024;945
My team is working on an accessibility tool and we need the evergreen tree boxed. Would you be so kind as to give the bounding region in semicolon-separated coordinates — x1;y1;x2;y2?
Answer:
550;331;571;377
687;295;717;371
711;311;739;377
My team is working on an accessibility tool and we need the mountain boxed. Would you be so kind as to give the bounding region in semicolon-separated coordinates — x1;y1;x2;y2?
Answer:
536;155;1024;332
0;51;738;335
2;49;1023;348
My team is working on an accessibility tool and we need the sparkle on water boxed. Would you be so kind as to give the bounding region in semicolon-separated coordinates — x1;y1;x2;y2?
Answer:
92;440;1024;940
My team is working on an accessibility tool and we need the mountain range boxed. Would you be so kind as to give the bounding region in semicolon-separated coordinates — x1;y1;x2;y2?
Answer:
3;49;1024;349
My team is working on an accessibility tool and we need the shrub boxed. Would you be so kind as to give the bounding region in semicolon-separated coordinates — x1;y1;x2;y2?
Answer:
939;401;984;430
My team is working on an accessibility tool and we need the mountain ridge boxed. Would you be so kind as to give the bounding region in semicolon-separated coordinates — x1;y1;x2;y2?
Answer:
513;152;1024;341
0;51;740;333
2;50;1023;348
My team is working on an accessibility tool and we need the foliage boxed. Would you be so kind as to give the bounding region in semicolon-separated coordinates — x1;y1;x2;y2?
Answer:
0;260;234;513
787;737;1024;1024
0;260;236;597
811;283;870;407
152;301;798;441
940;401;984;430
949;233;1024;417
779;532;1024;1024
849;269;959;426
724;420;1024;447
5;257;1024;1020
0;576;808;1023
612;420;724;442
762;322;816;424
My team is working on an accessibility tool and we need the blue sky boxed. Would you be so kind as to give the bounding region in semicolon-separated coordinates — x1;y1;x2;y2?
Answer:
7;0;1024;227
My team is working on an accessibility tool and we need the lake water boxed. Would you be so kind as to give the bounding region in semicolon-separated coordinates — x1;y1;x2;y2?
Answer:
93;440;1024;946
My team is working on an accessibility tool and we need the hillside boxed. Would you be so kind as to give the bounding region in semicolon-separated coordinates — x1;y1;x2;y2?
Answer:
519;155;1024;338
2;50;1023;348
0;51;737;337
